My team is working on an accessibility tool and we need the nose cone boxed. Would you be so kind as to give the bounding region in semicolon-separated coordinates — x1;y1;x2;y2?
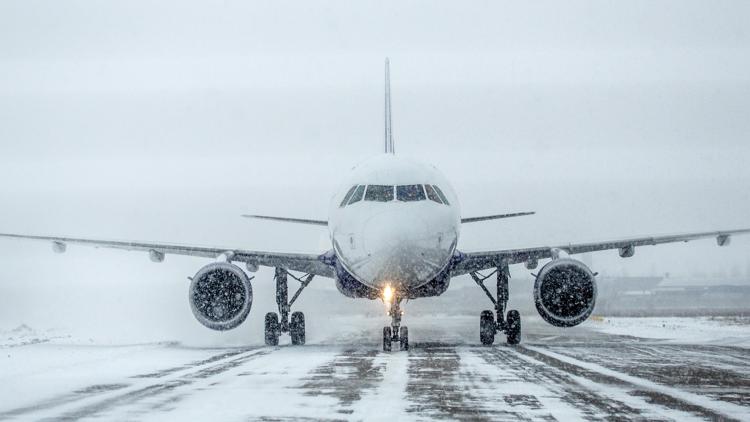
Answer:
344;207;457;290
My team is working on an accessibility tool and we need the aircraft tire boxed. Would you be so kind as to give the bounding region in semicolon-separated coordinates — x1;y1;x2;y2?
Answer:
480;310;495;345
506;310;521;345
383;327;392;352
399;326;409;351
290;311;306;345
264;312;280;346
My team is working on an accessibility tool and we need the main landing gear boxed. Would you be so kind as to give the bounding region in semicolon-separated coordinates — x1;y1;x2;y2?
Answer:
471;264;521;345
383;296;409;352
265;268;314;346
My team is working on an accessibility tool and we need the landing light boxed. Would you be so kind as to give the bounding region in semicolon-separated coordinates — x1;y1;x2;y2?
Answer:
382;285;393;302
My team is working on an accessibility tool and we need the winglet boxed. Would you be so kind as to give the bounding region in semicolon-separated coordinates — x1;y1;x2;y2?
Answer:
384;58;395;154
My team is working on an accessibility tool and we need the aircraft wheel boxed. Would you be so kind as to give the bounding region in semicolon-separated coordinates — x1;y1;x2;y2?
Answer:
264;312;280;346
399;327;409;351
383;327;392;352
480;310;495;345
290;311;306;345
506;310;521;345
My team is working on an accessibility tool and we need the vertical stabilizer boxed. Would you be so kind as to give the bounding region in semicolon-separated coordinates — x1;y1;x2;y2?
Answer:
384;58;395;154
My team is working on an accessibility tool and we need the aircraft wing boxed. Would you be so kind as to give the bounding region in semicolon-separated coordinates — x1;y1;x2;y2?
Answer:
460;211;535;223
241;215;327;226
451;228;750;275
0;232;335;277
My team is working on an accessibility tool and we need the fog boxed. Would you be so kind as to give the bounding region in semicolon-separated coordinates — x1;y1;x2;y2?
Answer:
1;1;749;344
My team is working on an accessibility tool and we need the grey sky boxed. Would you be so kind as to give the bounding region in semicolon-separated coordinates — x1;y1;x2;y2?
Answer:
0;0;749;326
1;2;748;184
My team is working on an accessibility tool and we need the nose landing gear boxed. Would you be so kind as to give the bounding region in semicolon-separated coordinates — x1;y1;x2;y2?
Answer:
383;295;409;351
265;268;314;346
471;264;521;345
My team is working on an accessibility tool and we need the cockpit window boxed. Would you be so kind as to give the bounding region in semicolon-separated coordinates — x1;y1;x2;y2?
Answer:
432;185;450;205
424;184;443;204
348;185;365;205
343;184;446;205
339;185;358;207
364;185;394;202
397;185;426;202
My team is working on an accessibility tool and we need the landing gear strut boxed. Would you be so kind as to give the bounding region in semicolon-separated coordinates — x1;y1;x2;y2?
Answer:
383;296;409;351
471;264;521;345
265;268;313;346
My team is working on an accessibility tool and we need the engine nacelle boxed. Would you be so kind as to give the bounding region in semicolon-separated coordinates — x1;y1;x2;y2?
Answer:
189;262;253;330
534;258;597;327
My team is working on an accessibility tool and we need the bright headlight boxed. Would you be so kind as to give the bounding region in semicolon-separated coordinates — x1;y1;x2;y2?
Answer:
382;285;394;302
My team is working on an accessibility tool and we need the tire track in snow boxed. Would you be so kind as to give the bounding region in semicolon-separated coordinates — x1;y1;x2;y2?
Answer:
404;344;530;421
0;383;129;420
347;348;409;420
0;347;252;420
517;345;748;421
542;343;750;407
460;347;576;421
116;346;349;421
23;348;268;421
130;348;251;379
475;346;657;421
297;348;386;416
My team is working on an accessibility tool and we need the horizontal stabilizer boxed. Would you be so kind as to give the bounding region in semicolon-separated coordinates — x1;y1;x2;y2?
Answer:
241;215;328;226
461;212;535;224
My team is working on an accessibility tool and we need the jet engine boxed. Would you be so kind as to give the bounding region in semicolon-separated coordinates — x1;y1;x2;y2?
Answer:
533;258;597;327
189;262;253;330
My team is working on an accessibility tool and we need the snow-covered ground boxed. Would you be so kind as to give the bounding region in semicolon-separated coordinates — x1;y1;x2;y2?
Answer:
585;316;750;348
1;315;749;421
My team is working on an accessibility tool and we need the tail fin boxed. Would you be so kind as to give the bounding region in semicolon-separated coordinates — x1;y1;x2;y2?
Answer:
384;58;395;154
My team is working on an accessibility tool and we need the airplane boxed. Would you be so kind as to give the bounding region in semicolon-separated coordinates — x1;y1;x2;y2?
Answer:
1;59;748;352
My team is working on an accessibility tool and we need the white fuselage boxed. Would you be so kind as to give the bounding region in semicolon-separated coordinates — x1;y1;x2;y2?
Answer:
328;155;461;293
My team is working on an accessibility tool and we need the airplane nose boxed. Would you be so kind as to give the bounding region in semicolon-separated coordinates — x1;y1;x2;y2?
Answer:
360;210;454;288
363;211;428;251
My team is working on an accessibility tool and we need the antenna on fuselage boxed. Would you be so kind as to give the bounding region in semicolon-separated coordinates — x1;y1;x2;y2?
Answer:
384;58;395;154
